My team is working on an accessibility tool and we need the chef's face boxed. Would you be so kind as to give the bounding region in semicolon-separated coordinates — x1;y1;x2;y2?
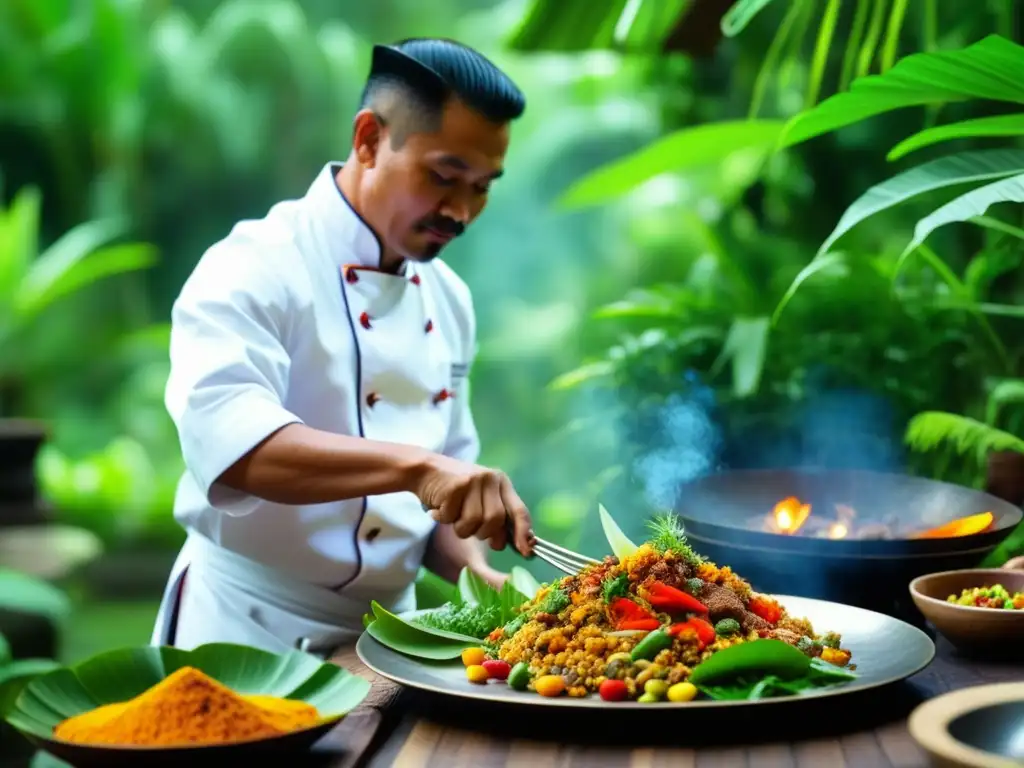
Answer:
355;98;510;262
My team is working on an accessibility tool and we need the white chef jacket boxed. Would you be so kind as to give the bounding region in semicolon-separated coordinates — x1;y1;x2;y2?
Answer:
151;162;480;654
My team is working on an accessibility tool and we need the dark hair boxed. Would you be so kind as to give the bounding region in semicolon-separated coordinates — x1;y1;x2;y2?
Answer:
359;38;525;143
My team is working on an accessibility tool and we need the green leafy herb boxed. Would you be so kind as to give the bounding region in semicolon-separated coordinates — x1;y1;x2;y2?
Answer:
602;573;629;603
819;631;841;649
714;618;741;637
414;602;501;639
646;513;703;565
499;584;570;638
686;577;705;594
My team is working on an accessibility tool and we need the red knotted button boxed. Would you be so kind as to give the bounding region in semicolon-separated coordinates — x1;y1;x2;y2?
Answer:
432;388;454;405
345;267;359;284
410;274;421;285
366;392;381;408
424;319;433;333
359;312;371;330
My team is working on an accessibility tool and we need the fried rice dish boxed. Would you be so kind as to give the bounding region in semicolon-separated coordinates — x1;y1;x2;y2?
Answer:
485;517;853;700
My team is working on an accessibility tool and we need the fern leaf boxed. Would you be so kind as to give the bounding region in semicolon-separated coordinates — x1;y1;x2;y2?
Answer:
905;411;1024;465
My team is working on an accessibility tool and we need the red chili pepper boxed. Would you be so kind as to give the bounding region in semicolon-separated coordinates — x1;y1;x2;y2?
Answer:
644;581;708;615
668;617;716;649
616;619;661;631
608;597;657;630
748;596;783;625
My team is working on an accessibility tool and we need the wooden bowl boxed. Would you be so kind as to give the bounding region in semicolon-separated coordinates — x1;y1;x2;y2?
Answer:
909;682;1024;768
909;561;1024;653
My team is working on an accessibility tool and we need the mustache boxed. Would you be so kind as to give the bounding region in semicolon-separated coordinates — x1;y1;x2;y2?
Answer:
418;216;465;237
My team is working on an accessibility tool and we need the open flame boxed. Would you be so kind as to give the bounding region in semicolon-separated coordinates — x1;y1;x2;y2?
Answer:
765;497;995;540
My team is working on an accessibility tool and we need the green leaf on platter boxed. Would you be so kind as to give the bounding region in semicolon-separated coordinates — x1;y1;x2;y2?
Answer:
0;570;71;625
372;601;482;645
721;0;780;37
557;120;787;210
509;565;542;600
599;503;639;561
457;568;496;608
899;171;1024;259
689;639;812;685
815;149;1024;258
414;567;458;611
781;35;1024;147
498;579;530;625
4;643;369;739
888;113;1024;162
364;610;475;661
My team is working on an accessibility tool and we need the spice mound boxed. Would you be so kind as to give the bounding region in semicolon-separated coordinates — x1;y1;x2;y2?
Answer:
54;666;322;747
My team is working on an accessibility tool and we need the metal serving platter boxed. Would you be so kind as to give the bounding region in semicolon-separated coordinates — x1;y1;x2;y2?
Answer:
355;594;936;709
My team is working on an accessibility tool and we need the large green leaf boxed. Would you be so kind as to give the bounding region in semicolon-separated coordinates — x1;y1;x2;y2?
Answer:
781;35;1024;147
598;503;638;561
558;120;787;210
507;0;628;52
888;114;1024;162
900;172;1024;258
0;570;71;624
15;242;158;324
772;252;850;324
457;568;495;607
816;149;1024;257
714;316;770;397
721;0;780;37
0;186;41;306
0;660;63;719
4;643;369;740
905;412;1024;462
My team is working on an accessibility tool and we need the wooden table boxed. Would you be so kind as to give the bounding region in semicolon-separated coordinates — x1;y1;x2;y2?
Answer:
319;634;1022;768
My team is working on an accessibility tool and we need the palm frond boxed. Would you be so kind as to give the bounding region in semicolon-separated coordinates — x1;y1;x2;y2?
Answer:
905;411;1024;465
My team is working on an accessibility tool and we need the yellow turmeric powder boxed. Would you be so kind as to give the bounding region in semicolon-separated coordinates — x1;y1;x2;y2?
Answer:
54;666;322;746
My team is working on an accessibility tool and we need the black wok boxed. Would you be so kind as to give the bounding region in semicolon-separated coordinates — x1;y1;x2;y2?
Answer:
674;469;1022;622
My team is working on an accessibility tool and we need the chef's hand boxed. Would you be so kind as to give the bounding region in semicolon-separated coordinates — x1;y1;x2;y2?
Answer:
414;454;535;556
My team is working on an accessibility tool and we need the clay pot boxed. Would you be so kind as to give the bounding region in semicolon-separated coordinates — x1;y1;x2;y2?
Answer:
0;418;50;527
985;451;1024;508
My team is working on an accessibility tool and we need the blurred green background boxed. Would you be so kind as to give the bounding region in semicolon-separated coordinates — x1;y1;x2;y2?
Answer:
2;0;1024;731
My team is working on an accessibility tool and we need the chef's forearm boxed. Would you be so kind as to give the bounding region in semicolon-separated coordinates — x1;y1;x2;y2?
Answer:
217;423;429;504
423;523;490;583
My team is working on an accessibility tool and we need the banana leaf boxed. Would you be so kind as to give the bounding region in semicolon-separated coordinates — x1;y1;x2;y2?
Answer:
2;643;369;765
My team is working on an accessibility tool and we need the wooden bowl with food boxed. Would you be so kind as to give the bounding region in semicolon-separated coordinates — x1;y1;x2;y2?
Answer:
909;560;1024;654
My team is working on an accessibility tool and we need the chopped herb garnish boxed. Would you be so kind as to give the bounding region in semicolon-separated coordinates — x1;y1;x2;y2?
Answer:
647;513;704;565
602;573;630;603
686;577;705;595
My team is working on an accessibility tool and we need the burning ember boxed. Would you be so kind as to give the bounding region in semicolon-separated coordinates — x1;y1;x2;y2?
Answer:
762;496;995;540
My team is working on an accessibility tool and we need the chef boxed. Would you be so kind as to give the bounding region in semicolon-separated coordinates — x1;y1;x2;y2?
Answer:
151;38;535;656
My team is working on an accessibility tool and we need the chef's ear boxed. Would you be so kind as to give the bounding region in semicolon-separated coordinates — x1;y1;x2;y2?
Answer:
351;109;384;168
